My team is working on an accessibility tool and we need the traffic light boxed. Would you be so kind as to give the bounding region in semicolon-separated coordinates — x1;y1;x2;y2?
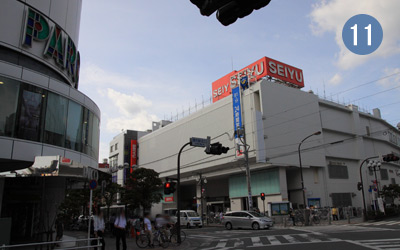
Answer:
382;154;400;162
260;193;265;200
164;181;177;195
205;142;229;155
190;0;272;26
357;182;363;191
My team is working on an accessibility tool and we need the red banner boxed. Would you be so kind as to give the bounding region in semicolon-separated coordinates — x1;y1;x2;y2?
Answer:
130;140;137;173
165;197;174;202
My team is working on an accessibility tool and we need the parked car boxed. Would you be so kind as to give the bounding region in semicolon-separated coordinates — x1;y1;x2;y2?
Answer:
222;211;273;230
171;210;203;228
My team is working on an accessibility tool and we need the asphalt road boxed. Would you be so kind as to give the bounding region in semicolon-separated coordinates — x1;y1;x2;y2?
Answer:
182;218;400;250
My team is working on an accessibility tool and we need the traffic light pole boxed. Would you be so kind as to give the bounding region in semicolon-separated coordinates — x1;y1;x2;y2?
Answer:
359;156;378;221
242;126;253;211
177;142;191;244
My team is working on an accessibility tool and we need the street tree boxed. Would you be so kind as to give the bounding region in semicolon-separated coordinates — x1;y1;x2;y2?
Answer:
122;168;163;215
381;184;400;206
94;182;124;220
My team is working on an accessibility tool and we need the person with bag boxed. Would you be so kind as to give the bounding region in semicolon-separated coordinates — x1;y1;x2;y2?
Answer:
114;208;127;250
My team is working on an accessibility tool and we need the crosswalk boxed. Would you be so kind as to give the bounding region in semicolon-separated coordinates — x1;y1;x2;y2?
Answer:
352;220;400;227
353;238;400;250
196;233;341;249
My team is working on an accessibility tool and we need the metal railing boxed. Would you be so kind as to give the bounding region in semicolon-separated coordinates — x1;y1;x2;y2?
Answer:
1;238;102;250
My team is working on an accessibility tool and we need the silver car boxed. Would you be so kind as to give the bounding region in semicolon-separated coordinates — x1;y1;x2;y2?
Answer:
222;211;273;230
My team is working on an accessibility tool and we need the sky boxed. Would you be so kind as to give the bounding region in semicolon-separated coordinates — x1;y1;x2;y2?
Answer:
77;0;400;162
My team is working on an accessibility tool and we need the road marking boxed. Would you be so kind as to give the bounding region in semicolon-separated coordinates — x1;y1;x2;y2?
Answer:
281;235;300;243
250;237;262;246
266;236;280;245
385;221;400;225
215;239;228;248
297;233;322;242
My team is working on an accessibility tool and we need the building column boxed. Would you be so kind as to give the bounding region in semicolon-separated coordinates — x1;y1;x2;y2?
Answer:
279;167;289;201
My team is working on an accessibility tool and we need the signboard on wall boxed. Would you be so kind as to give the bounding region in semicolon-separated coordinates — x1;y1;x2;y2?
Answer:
232;87;244;158
130;140;137;173
165;197;174;202
212;57;304;103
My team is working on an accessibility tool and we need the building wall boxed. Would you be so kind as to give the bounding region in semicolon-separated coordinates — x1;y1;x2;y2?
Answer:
0;0;100;171
138;79;400;211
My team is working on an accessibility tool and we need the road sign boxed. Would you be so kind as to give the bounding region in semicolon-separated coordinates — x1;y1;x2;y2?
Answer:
190;137;210;148
89;179;97;190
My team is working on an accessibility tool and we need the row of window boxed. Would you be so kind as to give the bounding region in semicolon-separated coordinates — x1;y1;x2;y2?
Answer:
328;164;389;180
110;143;118;153
0;75;100;159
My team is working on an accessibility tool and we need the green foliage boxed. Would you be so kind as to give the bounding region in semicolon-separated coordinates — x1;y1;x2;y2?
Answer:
122;168;163;213
381;184;400;205
94;182;124;219
58;188;90;222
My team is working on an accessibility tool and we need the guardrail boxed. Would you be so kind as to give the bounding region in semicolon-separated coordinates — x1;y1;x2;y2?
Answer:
1;237;102;250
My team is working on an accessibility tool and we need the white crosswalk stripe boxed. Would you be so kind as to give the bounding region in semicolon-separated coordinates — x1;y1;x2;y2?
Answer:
196;233;339;249
354;238;400;250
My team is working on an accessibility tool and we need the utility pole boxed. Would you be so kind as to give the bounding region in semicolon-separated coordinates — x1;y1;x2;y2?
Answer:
242;126;253;211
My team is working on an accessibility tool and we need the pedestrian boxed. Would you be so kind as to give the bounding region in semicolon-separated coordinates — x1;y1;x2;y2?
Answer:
144;213;154;248
93;207;105;250
110;213;116;237
114;208;127;250
332;207;339;221
289;209;295;226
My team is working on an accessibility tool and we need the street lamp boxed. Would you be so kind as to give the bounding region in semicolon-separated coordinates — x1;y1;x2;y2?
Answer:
298;131;321;208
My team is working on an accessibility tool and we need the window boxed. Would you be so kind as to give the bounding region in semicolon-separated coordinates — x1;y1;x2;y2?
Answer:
0;76;20;137
328;164;349;179
43;93;68;147
65;101;83;151
391;178;396;185
115;143;118;150
271;203;289;215
331;193;352;207
110;146;113;153
91;114;100;159
380;169;389;180
366;126;370;136
16;84;46;141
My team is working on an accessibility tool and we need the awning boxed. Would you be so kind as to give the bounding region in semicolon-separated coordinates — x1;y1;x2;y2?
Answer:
0;155;103;180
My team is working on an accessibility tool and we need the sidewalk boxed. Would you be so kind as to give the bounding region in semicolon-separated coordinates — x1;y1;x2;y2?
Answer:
58;230;191;250
276;216;365;228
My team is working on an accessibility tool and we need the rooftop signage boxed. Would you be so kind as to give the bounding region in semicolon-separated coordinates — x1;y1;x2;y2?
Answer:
21;8;80;89
212;57;304;103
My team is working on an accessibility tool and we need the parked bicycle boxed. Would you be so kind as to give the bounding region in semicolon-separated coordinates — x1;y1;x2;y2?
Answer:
169;224;187;246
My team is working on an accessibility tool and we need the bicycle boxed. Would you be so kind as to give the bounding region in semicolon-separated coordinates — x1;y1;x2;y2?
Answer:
135;229;169;249
169;225;187;246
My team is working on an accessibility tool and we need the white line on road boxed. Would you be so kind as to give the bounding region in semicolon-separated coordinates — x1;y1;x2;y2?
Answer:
266;236;281;245
250;237;263;246
281;235;300;243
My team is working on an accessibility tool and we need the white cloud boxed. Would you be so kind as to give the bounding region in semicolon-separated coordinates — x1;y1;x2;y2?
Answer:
379;68;400;87
106;112;157;133
107;88;152;117
310;0;400;70
80;63;141;89
329;73;342;85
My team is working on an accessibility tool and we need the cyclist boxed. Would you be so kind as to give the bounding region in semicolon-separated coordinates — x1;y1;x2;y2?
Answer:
144;213;154;248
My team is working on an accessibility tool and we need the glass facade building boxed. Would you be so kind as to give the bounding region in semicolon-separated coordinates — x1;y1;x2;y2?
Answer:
0;75;100;159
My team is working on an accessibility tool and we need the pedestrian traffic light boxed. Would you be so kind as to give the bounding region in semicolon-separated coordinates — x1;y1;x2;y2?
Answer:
190;0;272;26
382;154;400;162
164;181;177;195
205;142;229;155
260;193;265;200
357;182;363;191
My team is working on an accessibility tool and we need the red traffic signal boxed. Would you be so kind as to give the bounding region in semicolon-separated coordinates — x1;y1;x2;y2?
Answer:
260;192;265;200
164;181;176;195
382;154;400;162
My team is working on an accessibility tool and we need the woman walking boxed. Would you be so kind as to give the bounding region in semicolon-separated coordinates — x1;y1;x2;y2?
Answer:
93;207;105;250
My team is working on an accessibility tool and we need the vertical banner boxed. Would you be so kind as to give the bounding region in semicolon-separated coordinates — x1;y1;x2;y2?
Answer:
232;87;244;158
130;140;137;173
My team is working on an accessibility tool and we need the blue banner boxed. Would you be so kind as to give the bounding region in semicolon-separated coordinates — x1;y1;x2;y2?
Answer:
232;87;242;138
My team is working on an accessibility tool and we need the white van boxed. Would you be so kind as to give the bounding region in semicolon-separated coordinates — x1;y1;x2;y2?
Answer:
172;210;203;228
